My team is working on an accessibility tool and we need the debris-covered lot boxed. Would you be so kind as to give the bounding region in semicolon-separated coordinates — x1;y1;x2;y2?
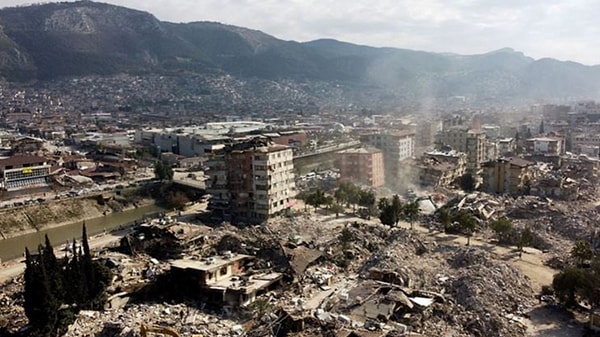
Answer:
2;188;598;337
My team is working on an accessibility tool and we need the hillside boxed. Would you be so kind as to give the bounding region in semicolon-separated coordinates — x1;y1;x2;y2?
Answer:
1;1;600;103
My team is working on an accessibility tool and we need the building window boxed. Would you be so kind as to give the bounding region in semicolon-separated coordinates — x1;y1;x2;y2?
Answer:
220;267;228;277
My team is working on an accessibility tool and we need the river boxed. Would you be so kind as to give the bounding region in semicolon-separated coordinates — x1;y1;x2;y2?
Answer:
0;204;166;262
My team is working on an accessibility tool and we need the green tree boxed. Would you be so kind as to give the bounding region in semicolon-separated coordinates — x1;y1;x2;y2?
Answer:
378;195;404;227
571;241;593;267
336;180;361;210
391;195;403;226
378;198;395;226
330;202;344;218
490;217;513;244
437;207;452;230
299;191;311;211
358;189;376;219
339;226;356;250
305;189;327;212
154;160;174;181
323;195;334;209
455;210;477;245
403;201;420;230
334;186;348;206
154;160;166;180
249;298;272;319
553;267;591;307
458;172;476;192
43;235;65;302
517;226;533;258
23;225;113;335
24;247;60;336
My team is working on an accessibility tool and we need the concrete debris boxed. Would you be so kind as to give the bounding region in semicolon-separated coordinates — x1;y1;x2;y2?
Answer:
63;302;240;337
2;186;596;337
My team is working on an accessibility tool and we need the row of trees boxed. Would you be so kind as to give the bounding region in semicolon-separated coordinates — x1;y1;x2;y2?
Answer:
301;181;377;218
488;216;533;256
24;225;112;336
552;241;599;307
436;207;478;245
377;195;420;229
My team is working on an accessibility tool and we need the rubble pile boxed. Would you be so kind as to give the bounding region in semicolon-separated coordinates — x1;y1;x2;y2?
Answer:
0;203;574;337
362;241;535;337
446;248;535;336
63;302;241;337
504;196;563;220
0;277;26;333
100;252;171;297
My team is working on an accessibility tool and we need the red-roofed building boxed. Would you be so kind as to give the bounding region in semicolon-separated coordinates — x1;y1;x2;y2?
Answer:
336;146;385;187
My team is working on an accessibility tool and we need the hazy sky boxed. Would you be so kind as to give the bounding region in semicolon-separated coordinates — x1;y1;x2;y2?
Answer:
2;0;599;65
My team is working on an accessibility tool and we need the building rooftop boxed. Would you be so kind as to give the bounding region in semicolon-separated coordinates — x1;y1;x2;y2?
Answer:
170;254;251;272
337;146;382;155
388;129;416;137
254;144;290;153
210;272;283;293
526;137;562;142
503;157;534;168
0;155;48;168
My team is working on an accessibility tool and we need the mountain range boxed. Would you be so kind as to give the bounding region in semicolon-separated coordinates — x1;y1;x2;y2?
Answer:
0;1;599;104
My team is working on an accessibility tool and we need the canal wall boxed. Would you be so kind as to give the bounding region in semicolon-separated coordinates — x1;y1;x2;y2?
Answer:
0;195;155;239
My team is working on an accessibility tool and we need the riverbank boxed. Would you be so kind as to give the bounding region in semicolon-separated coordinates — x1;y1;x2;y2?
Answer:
0;196;157;240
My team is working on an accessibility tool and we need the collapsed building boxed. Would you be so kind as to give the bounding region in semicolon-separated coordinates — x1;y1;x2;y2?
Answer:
171;254;283;306
413;151;467;188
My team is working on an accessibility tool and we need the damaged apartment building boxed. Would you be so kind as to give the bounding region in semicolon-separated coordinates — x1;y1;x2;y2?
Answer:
360;130;415;189
170;253;283;306
412;151;467;188
206;137;296;223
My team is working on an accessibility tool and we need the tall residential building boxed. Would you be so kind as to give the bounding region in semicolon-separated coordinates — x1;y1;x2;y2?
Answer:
437;126;488;171
336;146;385;187
415;120;442;153
481;157;534;195
525;137;565;156
206;139;296;222
466;130;487;171
438;126;469;153
360;130;415;187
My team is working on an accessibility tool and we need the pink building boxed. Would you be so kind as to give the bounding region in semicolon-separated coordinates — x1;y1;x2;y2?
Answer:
336;146;385;187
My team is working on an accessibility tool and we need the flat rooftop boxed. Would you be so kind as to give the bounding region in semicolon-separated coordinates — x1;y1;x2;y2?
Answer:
209;272;283;293
170;254;251;272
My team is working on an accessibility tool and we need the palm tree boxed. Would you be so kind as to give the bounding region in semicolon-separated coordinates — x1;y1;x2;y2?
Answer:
571;241;593;266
